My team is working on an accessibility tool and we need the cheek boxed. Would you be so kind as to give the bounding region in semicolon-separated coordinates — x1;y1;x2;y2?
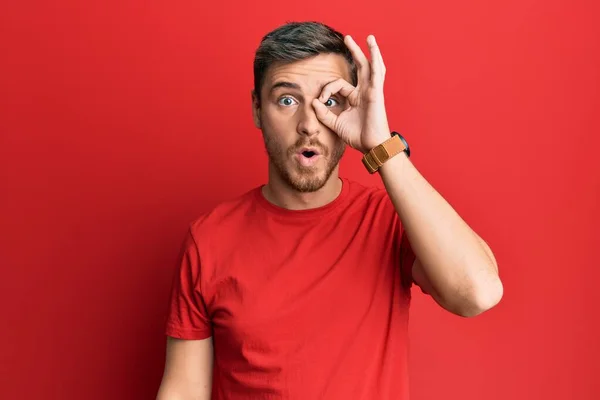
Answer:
261;107;297;137
260;109;296;152
331;137;346;156
263;104;297;125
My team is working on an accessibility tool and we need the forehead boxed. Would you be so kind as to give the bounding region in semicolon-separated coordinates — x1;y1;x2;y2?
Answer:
264;53;352;94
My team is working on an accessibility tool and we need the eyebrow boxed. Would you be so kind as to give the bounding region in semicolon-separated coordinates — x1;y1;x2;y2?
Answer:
269;81;301;94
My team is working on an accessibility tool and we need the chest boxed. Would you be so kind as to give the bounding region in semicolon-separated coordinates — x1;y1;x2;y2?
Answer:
201;215;407;360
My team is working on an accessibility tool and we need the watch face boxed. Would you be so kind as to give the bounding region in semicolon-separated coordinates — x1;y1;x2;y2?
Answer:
392;132;410;157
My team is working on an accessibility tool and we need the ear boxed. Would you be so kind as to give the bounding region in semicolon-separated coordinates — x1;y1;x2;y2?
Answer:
251;90;261;129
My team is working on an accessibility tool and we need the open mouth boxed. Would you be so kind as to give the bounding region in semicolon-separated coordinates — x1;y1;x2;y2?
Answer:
296;148;321;167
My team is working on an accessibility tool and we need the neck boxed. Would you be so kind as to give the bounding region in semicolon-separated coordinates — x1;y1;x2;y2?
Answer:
262;164;342;211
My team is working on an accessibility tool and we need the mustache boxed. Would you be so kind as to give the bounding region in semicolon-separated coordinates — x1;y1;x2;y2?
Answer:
287;139;328;156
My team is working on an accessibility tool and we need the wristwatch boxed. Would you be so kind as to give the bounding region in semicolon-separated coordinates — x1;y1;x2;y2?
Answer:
362;132;410;174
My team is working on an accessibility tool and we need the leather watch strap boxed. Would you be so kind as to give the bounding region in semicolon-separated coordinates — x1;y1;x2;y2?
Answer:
362;134;407;174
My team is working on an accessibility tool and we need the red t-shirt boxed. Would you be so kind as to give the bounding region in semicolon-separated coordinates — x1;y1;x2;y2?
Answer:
165;177;416;399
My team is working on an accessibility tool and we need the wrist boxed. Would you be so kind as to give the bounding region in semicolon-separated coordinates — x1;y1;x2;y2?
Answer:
379;149;409;174
361;131;410;174
363;133;392;153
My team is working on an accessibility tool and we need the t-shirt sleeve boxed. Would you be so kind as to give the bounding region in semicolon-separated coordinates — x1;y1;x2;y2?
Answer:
164;228;212;340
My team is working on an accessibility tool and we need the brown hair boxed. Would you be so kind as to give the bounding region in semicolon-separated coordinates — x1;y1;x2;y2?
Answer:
253;21;357;102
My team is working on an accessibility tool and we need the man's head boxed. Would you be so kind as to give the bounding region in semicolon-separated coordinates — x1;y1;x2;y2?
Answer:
252;22;357;193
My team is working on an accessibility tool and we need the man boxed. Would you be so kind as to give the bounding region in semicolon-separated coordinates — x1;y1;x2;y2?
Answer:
156;21;502;400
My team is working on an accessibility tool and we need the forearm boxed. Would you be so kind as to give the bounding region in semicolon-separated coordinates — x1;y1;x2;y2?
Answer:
379;152;502;315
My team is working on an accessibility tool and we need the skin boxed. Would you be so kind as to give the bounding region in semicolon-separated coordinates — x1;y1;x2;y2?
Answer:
251;53;352;208
157;34;503;400
253;35;502;318
156;337;213;400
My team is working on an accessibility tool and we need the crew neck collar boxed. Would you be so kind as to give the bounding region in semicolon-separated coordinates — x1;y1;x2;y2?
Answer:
254;177;350;218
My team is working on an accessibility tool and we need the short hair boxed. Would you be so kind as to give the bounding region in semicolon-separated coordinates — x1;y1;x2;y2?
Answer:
253;21;357;102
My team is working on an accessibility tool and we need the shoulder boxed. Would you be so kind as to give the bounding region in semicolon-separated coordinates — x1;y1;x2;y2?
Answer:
340;177;400;237
188;186;260;245
343;177;393;211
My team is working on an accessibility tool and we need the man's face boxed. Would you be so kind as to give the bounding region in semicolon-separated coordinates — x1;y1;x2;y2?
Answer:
253;54;351;193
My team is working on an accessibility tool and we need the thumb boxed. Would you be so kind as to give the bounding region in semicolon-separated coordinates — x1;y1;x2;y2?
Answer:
312;99;338;131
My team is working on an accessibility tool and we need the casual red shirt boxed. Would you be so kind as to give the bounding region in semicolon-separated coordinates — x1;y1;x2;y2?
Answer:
165;177;416;399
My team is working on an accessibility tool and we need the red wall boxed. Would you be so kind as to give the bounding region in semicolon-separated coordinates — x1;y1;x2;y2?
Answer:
2;1;599;399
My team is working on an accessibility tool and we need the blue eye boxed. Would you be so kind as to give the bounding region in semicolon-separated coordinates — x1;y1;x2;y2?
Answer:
278;97;297;106
325;98;339;107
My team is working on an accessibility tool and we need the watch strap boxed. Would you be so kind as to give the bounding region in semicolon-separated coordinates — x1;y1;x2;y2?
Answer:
362;133;407;174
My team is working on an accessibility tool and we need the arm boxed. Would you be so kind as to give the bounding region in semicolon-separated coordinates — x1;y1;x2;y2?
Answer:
156;336;214;400
380;152;503;317
310;34;502;317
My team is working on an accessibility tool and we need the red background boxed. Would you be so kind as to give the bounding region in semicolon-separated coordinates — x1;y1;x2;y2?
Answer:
2;1;599;399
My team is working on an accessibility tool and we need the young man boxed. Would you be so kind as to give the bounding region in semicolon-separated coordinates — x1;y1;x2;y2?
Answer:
156;21;502;400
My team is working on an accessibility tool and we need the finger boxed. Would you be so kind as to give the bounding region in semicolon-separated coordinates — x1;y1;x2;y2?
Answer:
312;99;338;131
344;35;370;85
319;78;356;103
367;35;386;85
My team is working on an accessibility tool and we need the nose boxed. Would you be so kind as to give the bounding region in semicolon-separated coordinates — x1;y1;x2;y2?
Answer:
296;103;322;137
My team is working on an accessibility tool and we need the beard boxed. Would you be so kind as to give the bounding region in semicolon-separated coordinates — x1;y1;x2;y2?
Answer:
262;132;346;193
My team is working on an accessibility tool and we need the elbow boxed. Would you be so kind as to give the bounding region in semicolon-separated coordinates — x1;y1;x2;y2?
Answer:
455;275;503;318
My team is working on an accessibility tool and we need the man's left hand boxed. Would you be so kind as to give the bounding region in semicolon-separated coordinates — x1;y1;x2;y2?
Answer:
312;35;392;154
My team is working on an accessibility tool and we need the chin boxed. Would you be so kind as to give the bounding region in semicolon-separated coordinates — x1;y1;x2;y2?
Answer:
268;149;343;193
285;166;333;193
290;177;327;193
